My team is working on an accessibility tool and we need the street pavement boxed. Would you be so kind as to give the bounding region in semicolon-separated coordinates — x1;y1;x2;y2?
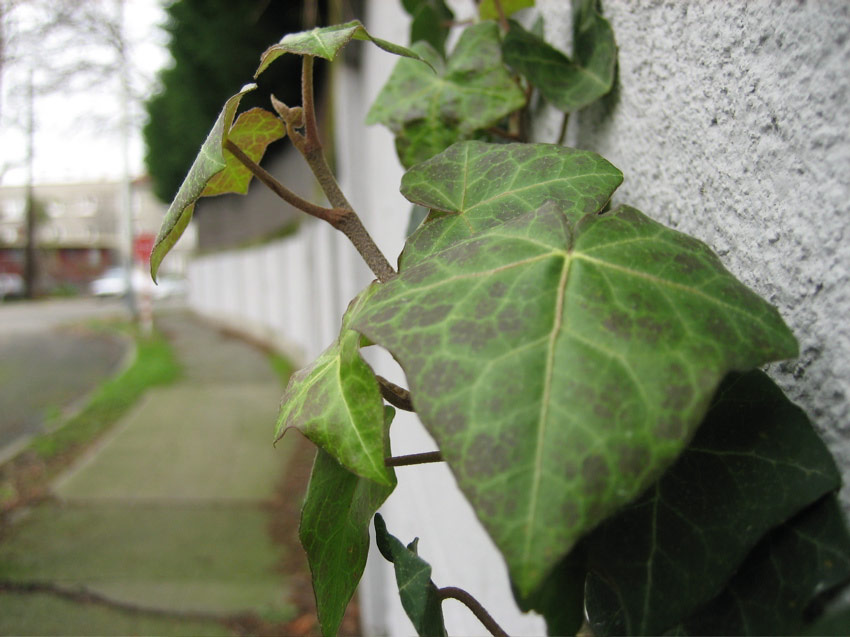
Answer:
0;299;132;463
0;311;298;635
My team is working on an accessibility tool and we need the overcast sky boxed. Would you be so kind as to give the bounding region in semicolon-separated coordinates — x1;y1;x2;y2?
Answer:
0;0;170;187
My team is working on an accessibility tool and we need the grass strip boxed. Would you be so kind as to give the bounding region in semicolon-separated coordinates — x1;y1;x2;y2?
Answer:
29;326;181;461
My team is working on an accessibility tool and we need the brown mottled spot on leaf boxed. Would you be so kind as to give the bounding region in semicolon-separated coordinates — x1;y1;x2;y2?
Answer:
403;260;440;284
400;303;453;329
420;359;473;396
673;252;703;275
582;455;610;495
497;306;529;335
655;416;686;441
561;499;580;527
615;443;650;480
603;309;633;337
465;433;515;480
663;380;694;411
448;319;498;352
400;331;441;354
431;402;466;437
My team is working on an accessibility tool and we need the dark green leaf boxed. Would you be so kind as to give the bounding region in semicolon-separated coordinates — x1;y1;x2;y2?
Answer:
276;286;393;486
583;370;841;635
673;495;850;635
513;544;586;636
366;23;525;166
479;0;535;20
399;141;623;266
300;417;397;637
352;202;798;596
150;84;257;281
255;20;431;77
503;4;616;113
374;514;447;637
395;117;463;169
409;0;454;58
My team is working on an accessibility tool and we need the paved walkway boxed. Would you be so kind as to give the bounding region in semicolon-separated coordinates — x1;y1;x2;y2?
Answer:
0;312;296;635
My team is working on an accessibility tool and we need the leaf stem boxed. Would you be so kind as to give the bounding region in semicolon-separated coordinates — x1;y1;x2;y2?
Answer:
556;112;570;146
301;55;322;150
223;139;345;226
377;375;414;411
275;55;397;283
384;451;443;467
491;0;510;32
438;586;510;637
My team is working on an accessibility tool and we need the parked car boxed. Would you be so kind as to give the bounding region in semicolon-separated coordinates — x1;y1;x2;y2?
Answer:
90;267;187;300
0;272;24;301
90;267;135;297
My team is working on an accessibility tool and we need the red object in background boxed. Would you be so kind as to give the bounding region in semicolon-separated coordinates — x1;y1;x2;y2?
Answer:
133;234;156;264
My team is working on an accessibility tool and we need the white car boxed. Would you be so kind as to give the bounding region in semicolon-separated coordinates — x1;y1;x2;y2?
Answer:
90;267;187;300
0;272;24;300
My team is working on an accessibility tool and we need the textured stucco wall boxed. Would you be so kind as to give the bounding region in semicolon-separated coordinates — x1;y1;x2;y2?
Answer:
533;0;850;509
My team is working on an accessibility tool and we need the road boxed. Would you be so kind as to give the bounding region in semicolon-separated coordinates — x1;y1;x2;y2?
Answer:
0;298;134;463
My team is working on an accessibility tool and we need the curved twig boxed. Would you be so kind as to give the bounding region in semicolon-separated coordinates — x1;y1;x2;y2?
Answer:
438;586;510;637
377;375;414;411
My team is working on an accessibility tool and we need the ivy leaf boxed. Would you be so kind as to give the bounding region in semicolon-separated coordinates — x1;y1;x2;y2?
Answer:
275;285;393;486
583;370;842;635
374;513;447;637
513;545;586;636
301;417;397;637
201;108;285;197
366;23;526;167
399;141;623;266
479;0;534;20
672;495;850;635
503;0;616;112
403;0;454;58
255;20;431;77
395;118;463;170
351;202;798;596
150;84;257;281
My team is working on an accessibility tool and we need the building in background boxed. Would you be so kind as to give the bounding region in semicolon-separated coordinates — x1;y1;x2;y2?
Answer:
0;176;194;295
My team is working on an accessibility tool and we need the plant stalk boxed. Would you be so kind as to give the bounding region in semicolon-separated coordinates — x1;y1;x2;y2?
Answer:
384;451;443;467
438;586;510;637
377;375;414;411
287;55;396;283
223;139;345;226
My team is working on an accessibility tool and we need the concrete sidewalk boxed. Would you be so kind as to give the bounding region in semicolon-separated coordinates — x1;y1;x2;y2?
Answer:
0;312;297;635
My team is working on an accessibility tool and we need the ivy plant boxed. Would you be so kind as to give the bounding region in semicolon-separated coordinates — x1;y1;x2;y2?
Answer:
151;2;850;635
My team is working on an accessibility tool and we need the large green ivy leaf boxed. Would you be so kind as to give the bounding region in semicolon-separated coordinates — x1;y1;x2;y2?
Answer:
366;23;526;167
671;495;850;635
301;421;397;637
583;370;841;635
502;0;616;112
255;20;429;77
151;84;266;280
275;286;393;486
374;513;447;637
399;141;623;266
351;202;798;596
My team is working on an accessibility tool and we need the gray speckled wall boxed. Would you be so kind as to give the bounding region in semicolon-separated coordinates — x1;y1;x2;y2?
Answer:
533;0;850;509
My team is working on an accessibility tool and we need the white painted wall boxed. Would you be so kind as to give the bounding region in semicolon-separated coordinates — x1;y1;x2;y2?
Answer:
187;1;850;634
